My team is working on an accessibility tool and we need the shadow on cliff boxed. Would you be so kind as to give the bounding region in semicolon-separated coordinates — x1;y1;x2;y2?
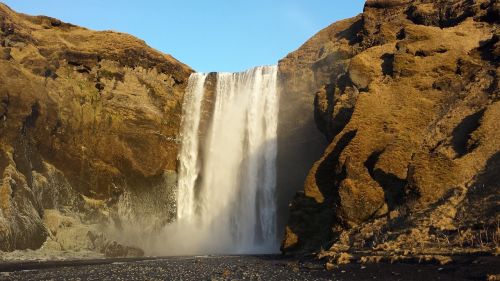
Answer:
451;109;485;158
457;152;500;227
284;130;357;252
276;101;329;247
364;149;406;211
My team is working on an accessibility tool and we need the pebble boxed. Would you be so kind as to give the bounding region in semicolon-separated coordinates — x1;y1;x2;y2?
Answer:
0;255;494;281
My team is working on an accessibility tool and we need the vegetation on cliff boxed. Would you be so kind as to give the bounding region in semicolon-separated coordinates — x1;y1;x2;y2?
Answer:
0;0;498;264
281;0;499;262
0;3;191;255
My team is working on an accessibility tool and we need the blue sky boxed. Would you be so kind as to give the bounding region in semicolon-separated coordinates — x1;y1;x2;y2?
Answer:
3;1;365;72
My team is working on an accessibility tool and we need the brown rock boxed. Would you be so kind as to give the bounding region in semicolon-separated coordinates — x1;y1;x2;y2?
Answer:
336;252;354;265
0;3;192;251
325;262;336;271
102;241;144;258
282;0;500;256
281;226;299;251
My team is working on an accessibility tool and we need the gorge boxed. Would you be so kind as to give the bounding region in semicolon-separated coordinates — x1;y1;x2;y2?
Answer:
0;0;499;279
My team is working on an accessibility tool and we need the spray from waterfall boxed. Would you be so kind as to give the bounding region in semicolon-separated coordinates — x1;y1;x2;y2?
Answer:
171;65;279;254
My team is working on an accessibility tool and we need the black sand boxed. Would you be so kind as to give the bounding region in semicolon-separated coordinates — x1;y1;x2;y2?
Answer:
0;255;498;281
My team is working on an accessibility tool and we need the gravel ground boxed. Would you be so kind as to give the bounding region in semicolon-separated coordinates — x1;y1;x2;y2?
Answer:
0;255;498;281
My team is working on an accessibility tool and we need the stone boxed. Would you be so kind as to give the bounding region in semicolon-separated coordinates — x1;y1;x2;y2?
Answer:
325;262;336;271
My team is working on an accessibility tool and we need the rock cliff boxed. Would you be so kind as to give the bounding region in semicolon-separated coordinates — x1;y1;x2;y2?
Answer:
1;0;498;261
281;0;499;259
0;3;192;255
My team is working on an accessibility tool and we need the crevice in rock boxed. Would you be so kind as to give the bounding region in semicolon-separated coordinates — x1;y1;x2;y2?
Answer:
315;130;357;199
14;102;45;186
95;82;104;91
478;35;499;67
328;107;355;142
486;70;498;100
479;0;500;24
172;76;183;86
314;77;357;142
415;48;448;57
43;68;58;79
337;18;363;45
73;65;91;74
337;73;353;93
0;149;8;176
314;84;335;136
364;149;407;211
396;28;406;40
381;53;394;76
364;150;384;178
0;92;9;120
451;109;485;157
374;169;407;211
23;102;40;130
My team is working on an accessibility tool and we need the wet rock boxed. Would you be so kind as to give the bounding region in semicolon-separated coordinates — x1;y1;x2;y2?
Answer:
102;241;144;258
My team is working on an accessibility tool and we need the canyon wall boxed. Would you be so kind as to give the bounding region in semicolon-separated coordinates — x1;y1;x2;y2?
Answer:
0;0;498;259
0;3;192;255
281;0;499;256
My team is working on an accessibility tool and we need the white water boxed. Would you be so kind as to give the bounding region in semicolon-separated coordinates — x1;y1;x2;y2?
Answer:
172;65;279;254
177;73;208;220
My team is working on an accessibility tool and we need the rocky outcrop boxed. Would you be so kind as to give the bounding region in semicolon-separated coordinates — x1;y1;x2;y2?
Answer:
0;3;192;253
282;0;499;257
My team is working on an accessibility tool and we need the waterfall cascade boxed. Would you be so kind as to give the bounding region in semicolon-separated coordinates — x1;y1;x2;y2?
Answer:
174;65;279;254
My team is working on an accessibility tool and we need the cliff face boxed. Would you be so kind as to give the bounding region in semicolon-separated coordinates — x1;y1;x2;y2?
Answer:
0;3;192;254
1;0;498;259
281;0;499;256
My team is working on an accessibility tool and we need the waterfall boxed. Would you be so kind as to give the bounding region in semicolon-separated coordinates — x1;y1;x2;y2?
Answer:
173;65;279;254
177;73;208;221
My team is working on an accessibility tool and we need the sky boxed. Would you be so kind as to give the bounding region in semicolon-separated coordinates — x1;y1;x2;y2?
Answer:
2;1;366;72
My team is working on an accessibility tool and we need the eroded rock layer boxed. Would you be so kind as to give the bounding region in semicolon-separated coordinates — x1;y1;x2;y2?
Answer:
282;0;499;256
0;3;192;254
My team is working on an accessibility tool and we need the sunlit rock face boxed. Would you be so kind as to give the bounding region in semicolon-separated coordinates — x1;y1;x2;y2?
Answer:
0;3;191;255
0;0;498;260
281;0;500;254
